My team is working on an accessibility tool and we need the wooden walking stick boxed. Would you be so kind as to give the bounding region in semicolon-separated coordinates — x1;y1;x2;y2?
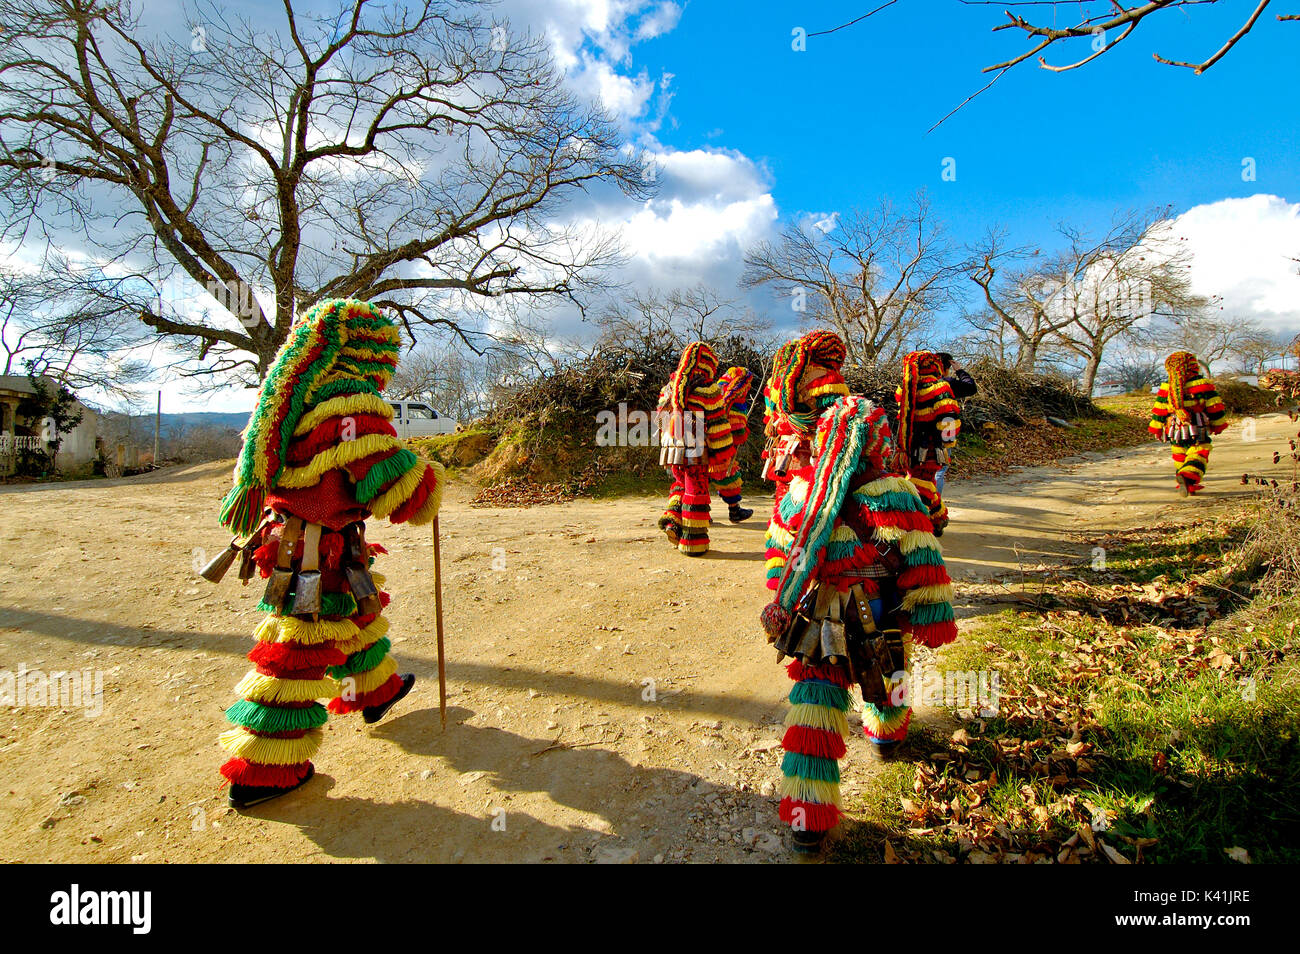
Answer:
433;516;447;729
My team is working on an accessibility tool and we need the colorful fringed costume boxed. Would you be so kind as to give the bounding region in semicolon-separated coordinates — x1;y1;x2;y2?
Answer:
656;342;736;555
759;396;957;850
715;366;758;521
210;298;444;806
894;350;961;531
761;331;850;588
1149;352;1228;495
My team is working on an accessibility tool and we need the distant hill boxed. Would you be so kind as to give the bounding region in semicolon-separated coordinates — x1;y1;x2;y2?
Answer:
98;409;250;437
155;411;251;432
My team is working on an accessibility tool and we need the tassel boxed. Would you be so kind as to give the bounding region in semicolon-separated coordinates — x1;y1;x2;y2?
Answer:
219;483;266;536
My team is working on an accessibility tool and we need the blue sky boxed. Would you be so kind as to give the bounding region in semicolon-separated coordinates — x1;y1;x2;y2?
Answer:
13;0;1297;414
632;0;1298;249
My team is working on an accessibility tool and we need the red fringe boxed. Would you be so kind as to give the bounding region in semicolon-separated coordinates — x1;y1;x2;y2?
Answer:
219;758;313;788
864;711;911;742
782;724;848;760
248;641;347;669
897;564;950;588
863;508;932;532
905;618;958;648
253;663;329;680
286;414;394;465
389;467;439;524
327;671;403;714
786;659;853;688
778;796;842;832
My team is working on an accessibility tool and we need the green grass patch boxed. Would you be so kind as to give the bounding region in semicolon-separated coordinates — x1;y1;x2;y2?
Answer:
830;506;1300;864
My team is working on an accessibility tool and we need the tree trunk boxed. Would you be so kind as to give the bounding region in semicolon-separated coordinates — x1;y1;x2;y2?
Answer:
1080;354;1101;396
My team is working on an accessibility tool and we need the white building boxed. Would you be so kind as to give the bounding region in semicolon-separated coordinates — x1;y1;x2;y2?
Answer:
0;374;100;475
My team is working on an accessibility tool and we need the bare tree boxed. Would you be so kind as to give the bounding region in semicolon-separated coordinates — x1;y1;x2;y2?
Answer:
741;193;957;364
1232;327;1292;374
1;254;153;399
1053;216;1207;394
967;211;1183;376
595;286;773;358
1158;306;1272;373
387;341;489;422
0;0;647;383
966;228;1078;371
1102;353;1166;393
979;0;1298;77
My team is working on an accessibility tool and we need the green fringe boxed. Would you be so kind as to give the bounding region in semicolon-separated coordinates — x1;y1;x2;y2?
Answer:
859;490;928;513
225;699;328;733
824;538;859;562
314;378;375;403
789;680;852;710
355;447;417;503
781;750;842;784
910;600;955;625
328;637;391;679
218;483;265;535
904;545;945;567
258;590;357;617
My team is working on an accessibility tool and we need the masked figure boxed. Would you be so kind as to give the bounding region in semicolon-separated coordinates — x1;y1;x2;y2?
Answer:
656;342;736;555
760;396;957;854
206;299;444;808
1149;351;1228;495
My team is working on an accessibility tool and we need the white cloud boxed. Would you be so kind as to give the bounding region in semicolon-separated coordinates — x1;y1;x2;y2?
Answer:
1175;194;1300;334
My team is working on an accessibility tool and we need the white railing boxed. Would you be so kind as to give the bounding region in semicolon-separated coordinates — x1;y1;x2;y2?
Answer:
0;434;43;454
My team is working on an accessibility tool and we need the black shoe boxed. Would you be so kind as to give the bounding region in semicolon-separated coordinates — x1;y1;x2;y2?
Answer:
791;829;826;855
728;506;753;523
364;673;415;724
868;739;901;761
228;763;315;809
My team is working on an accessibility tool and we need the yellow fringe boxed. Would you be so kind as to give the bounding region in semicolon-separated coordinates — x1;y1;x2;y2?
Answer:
256;616;360;646
234;671;337;704
766;524;794;547
368;461;425;519
218;727;323;765
333;615;390;656
861;702;912;735
370;571;386;588
347;656;397;694
277;433;404;489
902;583;954;610
779;775;841;806
899;529;942;554
784;703;849;735
765;556;787;572
292;393;394;437
859;475;919;498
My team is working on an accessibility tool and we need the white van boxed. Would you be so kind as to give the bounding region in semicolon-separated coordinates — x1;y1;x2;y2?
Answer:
388;400;458;438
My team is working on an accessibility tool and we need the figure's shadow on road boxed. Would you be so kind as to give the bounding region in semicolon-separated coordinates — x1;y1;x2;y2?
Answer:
255;706;754;862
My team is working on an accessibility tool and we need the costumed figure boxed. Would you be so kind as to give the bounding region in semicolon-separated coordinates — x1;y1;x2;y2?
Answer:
761;331;850;590
656;342;736;555
759;395;957;854
715;366;758;523
934;352;977;502
894;350;961;535
203;298;445;808
1149;351;1228;495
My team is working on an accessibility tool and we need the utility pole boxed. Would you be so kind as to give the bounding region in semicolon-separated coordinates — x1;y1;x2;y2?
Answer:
153;391;161;469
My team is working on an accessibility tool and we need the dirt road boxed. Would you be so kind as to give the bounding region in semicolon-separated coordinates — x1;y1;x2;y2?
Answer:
1;413;1295;863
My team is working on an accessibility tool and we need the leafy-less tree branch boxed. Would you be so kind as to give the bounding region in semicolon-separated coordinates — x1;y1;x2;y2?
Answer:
0;0;649;383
